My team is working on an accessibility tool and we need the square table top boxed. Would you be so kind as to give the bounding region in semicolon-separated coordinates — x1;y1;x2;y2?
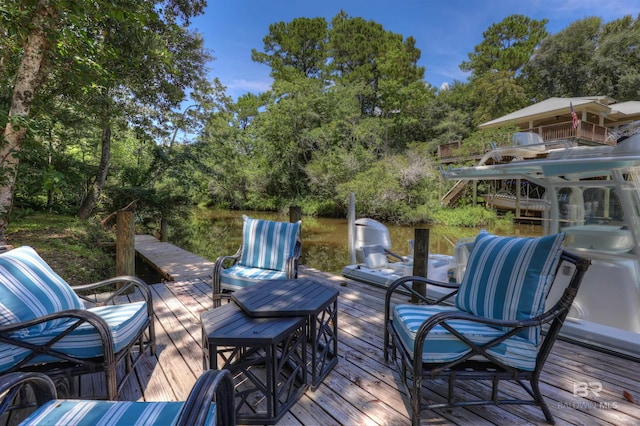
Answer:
232;278;339;318
201;302;306;344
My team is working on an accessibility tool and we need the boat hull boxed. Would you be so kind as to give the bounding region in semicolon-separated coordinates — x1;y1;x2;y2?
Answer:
483;193;549;216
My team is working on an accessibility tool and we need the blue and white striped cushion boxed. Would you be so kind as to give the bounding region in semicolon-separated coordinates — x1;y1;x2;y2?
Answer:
393;304;539;371
0;343;32;374
239;215;300;272
0;302;149;372
20;399;217;426
220;264;287;291
0;246;84;336
455;231;565;344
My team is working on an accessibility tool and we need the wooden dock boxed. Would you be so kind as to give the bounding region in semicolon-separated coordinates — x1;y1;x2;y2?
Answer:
135;235;215;282
125;237;640;425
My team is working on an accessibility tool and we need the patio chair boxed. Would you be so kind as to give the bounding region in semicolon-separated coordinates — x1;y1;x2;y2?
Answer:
0;246;155;400
384;231;590;425
212;215;301;305
0;370;235;425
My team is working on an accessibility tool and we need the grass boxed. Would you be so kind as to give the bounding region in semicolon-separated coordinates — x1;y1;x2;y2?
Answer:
6;212;116;285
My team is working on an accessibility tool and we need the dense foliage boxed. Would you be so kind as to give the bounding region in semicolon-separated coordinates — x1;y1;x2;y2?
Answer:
3;7;640;231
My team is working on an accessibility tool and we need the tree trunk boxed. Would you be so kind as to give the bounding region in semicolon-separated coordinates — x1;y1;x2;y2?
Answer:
0;1;56;242
77;123;112;219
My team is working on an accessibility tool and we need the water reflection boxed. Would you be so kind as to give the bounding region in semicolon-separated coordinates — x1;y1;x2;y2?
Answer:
171;208;543;275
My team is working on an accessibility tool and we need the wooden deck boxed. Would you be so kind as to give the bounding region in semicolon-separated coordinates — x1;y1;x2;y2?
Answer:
126;237;640;425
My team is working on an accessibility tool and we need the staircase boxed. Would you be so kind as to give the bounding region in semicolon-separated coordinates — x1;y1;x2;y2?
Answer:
441;180;468;207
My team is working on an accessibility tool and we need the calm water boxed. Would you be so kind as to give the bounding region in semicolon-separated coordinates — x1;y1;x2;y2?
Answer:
171;208;543;275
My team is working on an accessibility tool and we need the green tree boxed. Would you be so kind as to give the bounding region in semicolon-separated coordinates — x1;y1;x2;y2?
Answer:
0;0;209;233
0;0;204;236
592;15;640;101
523;17;602;100
461;14;548;76
461;15;548;123
328;11;424;116
251;17;328;80
75;6;210;218
0;0;62;242
469;70;528;124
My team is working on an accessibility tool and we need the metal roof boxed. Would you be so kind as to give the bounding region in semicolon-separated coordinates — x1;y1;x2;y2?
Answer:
479;96;616;128
609;101;640;118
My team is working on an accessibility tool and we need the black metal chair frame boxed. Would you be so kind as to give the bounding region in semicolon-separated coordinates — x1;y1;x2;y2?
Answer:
384;251;590;425
0;370;236;426
0;276;155;400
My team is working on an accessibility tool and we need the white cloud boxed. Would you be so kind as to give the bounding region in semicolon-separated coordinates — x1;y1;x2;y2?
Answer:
226;78;272;94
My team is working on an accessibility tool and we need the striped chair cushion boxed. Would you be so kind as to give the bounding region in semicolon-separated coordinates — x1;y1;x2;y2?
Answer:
0;246;84;336
20;399;217;426
0;302;148;372
220;264;287;291
393;304;539;371
455;231;565;344
239;215;300;272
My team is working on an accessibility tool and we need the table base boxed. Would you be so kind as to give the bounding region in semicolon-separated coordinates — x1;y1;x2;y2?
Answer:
309;298;339;390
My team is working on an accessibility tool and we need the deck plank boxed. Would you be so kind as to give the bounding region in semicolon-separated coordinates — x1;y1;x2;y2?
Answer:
123;238;640;425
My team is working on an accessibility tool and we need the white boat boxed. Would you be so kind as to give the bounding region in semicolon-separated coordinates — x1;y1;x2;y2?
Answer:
482;192;549;216
439;127;640;360
341;218;473;298
344;127;640;360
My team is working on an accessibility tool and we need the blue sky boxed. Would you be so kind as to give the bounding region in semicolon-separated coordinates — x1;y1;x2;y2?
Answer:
190;0;640;99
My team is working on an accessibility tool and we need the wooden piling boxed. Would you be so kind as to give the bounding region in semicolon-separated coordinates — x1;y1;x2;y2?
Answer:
116;210;135;277
411;228;429;301
289;206;302;223
348;193;356;264
160;218;168;242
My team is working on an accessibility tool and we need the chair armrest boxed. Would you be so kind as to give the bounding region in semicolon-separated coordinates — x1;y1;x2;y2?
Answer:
73;276;152;307
285;241;302;279
0;372;57;420
0;310;116;369
176;369;236;426
385;275;459;315
212;249;242;303
213;251;241;269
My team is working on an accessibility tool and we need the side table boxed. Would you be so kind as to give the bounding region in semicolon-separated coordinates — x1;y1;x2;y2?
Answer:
201;302;307;425
232;278;339;390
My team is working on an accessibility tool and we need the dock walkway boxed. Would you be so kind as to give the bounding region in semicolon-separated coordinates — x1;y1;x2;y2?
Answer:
127;236;640;425
135;234;215;282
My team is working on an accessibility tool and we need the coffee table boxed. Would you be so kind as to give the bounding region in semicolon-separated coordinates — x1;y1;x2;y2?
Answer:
232;278;339;390
201;302;307;424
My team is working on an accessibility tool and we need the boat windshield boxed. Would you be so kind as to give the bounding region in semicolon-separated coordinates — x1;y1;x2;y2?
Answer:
556;166;640;253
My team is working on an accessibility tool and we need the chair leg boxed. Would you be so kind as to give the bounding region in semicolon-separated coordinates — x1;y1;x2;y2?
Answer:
212;277;222;308
448;374;455;405
531;377;555;424
383;329;390;362
411;372;421;426
149;321;156;356
106;366;117;400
